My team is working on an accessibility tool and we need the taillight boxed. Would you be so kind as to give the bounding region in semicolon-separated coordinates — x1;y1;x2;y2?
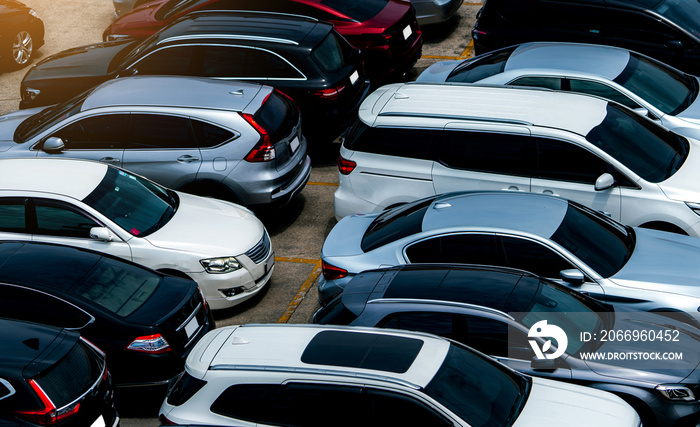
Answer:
472;29;487;37
197;285;208;310
322;260;348;281
16;379;80;425
241;112;275;162
127;334;171;354
314;83;346;101
338;155;356;175
159;414;178;425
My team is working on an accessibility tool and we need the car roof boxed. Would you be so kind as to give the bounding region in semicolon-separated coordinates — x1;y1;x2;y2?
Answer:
190;324;450;388
0;158;106;200
0;318;74;377
360;82;609;137
81;76;267;112
422;192;568;238
157;11;331;49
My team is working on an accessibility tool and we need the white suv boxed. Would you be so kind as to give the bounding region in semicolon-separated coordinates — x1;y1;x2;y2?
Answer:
159;324;641;426
335;83;700;236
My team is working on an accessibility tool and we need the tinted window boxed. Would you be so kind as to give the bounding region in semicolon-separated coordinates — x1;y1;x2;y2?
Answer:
34;200;100;239
361;197;437;252
380;312;456;340
133;46;195;75
0;285;92;329
500;235;574;278
247;50;301;79
191;119;235;148
405;234;505;266
568;79;639;109
311;32;350;73
0;199;25;233
35;340;101;408
320;0;386;21
509;76;562;90
53;114;129;149
344;122;436;160
654;0;700;44
441;130;532;176
313;295;359;325
253;92;297;143
447;46;516;83
535;137;609;184
129;114;195;149
367;388;453;426
16;94;86;143
201;46;301;79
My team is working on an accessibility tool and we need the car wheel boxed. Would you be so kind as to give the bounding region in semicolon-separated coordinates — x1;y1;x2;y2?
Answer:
8;29;33;67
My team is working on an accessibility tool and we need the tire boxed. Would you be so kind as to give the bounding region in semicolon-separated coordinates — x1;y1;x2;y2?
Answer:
9;29;34;67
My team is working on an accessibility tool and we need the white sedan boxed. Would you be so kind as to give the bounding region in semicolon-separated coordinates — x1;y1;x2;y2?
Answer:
0;158;274;310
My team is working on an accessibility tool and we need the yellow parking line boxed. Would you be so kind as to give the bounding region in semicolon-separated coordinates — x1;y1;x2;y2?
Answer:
463;2;484;5
274;256;319;265
460;39;474;58
278;259;323;323
307;181;339;187
422;55;464;60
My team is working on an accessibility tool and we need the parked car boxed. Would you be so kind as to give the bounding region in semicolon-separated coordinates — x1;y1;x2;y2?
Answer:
0;240;215;387
0;0;44;68
335;82;700;237
159;324;641;426
320;191;700;328
471;0;700;76
103;0;423;84
2;76;311;208
0;157;275;311
21;11;369;143
315;263;700;426
0;318;119;426
410;0;462;25
417;42;700;140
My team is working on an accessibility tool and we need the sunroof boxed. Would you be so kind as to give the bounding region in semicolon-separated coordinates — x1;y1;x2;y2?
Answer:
301;331;423;374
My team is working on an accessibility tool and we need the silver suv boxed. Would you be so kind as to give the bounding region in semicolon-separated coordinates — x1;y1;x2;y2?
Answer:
0;75;311;208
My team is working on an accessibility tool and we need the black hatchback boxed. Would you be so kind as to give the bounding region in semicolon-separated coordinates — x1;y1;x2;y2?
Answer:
0;318;119;426
0;241;215;388
20;11;369;144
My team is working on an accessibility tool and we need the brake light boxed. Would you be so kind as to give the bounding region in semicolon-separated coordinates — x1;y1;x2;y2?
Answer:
473;29;487;36
127;334;171;354
159;414;178;425
197;285;208;310
338;155;356;175
314;83;346;101
16;380;80;425
322;261;348;281
241;112;275;162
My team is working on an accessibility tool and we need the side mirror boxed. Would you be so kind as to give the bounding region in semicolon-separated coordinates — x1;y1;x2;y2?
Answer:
42;137;65;153
594;173;615;191
89;227;113;242
631;107;649;117
560;269;585;286
531;357;557;371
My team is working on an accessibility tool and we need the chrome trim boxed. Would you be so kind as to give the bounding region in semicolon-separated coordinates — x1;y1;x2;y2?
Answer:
0;378;16;401
184;324;206;348
366;298;515;320
159;34;298;46
176;302;202;333
377;112;533;126
0;283;95;330
188;9;319;23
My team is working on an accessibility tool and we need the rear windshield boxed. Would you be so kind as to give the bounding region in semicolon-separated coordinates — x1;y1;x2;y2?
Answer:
447;46;517;83
311;31;352;73
320;0;388;21
34;340;101;408
313;295;359;325
254;91;297;143
69;258;161;317
361;197;438;252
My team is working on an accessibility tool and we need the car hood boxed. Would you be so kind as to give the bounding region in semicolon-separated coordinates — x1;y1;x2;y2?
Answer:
658;138;700;203
610;228;700;296
106;0;168;38
145;193;264;257
322;213;380;257
513;377;639;427
0;107;43;149
415;60;461;82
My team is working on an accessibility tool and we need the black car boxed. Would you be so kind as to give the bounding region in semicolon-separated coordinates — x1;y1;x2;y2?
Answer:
0;0;44;69
0;241;215;388
314;264;700;427
20;11;369;144
472;0;700;76
0;318;119;426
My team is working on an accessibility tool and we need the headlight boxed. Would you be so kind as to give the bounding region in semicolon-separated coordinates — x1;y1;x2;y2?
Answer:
28;9;38;18
686;202;700;216
22;87;40;102
656;384;696;401
200;257;241;274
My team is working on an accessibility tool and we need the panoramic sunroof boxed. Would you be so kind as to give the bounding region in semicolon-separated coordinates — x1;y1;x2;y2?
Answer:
301;331;423;374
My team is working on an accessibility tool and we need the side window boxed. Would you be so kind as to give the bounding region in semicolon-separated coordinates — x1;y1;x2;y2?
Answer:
33;199;100;239
246;50;302;79
131;46;196;75
500;235;574;278
607;10;681;46
128;114;195;149
51;114;128;149
509;76;562;90
535;137;610;184
0;199;26;233
0;285;91;329
379;312;459;341
199;45;247;78
405;234;506;266
344;127;437;161
366;388;453;427
440;131;532;176
464;317;509;357
568;79;640;109
191;119;235;148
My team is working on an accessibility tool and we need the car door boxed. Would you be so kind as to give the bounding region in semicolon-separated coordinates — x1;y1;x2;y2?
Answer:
530;136;622;220
37;113;127;166
121;113;202;189
432;125;533;194
536;0;606;43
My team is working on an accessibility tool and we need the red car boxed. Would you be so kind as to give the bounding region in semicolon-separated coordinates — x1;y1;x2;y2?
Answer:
103;0;422;83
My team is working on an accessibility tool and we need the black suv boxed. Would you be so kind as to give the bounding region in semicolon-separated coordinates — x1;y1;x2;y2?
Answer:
472;0;700;75
20;11;369;143
0;318;119;426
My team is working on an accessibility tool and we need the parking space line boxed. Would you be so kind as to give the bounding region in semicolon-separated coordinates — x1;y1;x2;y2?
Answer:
463;2;484;5
307;181;339;186
422;54;464;60
460;39;474;58
274;256;319;264
277;259;323;323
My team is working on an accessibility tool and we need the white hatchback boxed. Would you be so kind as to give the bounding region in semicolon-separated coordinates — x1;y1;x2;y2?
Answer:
0;158;274;310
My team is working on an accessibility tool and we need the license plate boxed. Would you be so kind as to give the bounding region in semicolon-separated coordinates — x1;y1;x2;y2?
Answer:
184;315;199;339
403;25;412;40
90;416;106;427
289;137;300;153
350;70;359;84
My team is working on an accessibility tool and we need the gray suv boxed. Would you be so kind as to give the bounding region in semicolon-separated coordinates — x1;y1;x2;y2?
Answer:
0;75;311;208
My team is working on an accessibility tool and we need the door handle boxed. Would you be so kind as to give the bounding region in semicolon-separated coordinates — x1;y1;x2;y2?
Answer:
502;186;524;192
177;155;199;163
99;157;120;164
541;190;560;197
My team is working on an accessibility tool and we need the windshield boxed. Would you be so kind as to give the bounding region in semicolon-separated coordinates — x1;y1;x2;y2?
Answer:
158;0;203;20
585;103;689;182
114;34;160;71
614;52;697;115
320;0;387;21
550;201;635;278
447;46;517;83
361;196;439;252
424;343;530;427
14;94;88;143
654;0;700;38
82;167;177;237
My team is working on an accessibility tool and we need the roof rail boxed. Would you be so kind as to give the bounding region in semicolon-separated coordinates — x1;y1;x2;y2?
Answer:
159;34;299;46
376;112;533;126
367;298;515;320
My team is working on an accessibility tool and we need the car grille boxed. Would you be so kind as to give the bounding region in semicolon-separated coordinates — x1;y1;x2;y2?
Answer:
245;231;271;264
